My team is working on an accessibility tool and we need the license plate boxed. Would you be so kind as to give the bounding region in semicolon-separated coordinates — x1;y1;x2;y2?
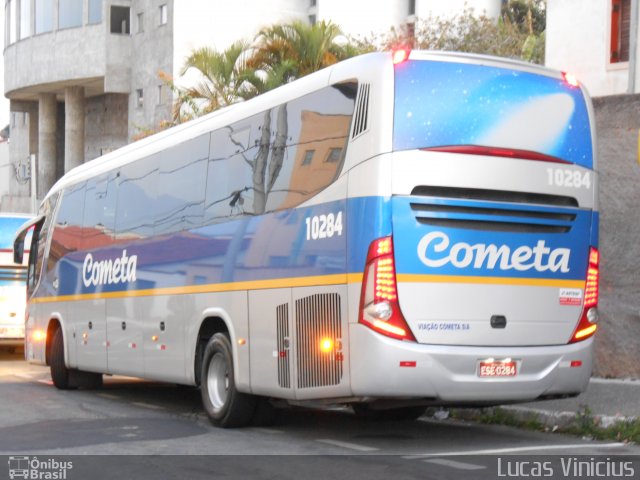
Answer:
478;360;517;377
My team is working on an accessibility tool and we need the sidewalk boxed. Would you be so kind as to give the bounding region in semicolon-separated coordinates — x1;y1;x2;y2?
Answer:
502;378;640;428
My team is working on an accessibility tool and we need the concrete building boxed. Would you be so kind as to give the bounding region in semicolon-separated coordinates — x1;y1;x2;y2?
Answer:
2;0;501;213
546;0;640;96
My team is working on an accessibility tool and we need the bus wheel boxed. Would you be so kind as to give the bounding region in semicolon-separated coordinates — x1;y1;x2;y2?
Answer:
352;404;426;421
50;328;75;390
200;333;256;428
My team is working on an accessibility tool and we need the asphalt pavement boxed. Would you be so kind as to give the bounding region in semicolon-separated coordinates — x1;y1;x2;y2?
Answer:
501;377;640;428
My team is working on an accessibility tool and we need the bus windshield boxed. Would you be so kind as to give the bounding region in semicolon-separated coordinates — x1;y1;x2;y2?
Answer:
393;59;594;168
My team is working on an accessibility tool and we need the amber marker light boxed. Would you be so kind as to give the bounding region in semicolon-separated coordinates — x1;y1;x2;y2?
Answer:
320;338;334;353
32;330;46;342
238;338;246;345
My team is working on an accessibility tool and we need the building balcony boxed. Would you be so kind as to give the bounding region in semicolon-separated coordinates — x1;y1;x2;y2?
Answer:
4;16;132;101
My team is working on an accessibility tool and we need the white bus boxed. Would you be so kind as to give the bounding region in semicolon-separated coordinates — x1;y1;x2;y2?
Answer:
0;213;32;352
14;50;599;427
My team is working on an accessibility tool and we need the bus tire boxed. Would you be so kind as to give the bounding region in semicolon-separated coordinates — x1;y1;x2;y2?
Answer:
69;369;103;389
352;404;426;421
200;333;256;428
50;327;75;390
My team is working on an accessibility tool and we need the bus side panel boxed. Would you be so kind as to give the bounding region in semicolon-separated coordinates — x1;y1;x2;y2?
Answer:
106;297;144;377
142;293;186;383
249;288;296;398
70;298;106;373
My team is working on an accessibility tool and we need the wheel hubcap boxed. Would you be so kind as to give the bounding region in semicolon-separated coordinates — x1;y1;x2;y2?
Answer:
207;352;229;410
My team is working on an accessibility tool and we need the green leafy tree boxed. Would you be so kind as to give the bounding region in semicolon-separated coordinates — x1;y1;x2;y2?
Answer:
166;40;259;123
248;20;354;80
354;5;545;64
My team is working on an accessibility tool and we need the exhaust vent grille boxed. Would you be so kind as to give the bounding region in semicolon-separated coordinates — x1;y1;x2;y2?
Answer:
295;293;343;389
276;303;291;389
351;83;370;139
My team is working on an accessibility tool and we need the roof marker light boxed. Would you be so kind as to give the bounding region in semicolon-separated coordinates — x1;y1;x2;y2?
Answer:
392;49;410;65
562;72;580;88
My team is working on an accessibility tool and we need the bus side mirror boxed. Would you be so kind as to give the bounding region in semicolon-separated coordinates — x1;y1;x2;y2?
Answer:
13;241;24;264
13;215;45;265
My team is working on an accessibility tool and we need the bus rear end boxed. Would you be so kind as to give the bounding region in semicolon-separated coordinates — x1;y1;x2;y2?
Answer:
351;52;598;405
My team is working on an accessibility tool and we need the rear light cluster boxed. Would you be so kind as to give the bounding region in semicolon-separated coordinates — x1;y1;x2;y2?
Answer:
359;236;415;342
570;246;599;343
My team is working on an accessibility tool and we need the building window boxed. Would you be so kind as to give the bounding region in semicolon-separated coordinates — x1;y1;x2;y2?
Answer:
310;0;316;6
159;4;167;25
137;12;144;33
611;0;631;63
8;0;17;43
110;5;130;34
136;89;144;108
325;147;342;163
301;150;315;165
59;0;82;29
308;14;316;25
88;0;103;24
35;0;54;34
20;0;31;39
409;0;416;16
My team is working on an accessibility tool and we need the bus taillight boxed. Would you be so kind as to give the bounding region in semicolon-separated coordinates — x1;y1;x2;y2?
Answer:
359;236;415;342
570;246;599;343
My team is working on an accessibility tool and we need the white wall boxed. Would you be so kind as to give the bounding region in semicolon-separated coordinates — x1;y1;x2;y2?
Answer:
417;0;501;19
314;0;408;40
173;0;308;83
546;0;632;97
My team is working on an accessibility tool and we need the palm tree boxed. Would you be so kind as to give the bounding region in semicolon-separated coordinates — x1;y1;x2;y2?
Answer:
167;20;361;123
248;20;352;82
170;40;259;122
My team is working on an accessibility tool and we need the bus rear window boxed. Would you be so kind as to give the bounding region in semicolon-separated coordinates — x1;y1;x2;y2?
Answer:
393;60;593;168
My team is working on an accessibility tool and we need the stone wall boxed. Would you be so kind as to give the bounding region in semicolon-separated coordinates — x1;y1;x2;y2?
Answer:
592;94;640;378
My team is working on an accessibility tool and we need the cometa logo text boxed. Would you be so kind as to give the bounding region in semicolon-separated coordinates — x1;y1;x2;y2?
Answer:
417;231;571;273
82;250;138;287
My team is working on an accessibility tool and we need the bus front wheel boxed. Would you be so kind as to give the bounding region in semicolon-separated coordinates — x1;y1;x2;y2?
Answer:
200;333;256;428
50;328;74;390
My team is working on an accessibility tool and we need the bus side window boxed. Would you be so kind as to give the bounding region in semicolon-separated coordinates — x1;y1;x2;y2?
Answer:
83;173;118;248
47;183;87;273
115;156;158;239
156;134;209;235
265;82;357;212
27;193;59;297
205;117;265;221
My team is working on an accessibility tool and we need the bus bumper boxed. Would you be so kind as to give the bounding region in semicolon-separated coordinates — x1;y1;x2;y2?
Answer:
349;324;592;404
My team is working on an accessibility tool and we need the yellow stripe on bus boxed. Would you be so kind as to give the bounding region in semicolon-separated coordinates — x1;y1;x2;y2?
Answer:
30;272;584;304
31;273;351;304
396;274;585;288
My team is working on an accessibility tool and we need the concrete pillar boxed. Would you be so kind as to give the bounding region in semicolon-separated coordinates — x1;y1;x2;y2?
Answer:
64;86;86;172
38;93;57;199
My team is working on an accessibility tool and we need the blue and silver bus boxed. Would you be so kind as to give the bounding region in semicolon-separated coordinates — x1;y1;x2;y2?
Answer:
1;213;32;351
14;50;599;427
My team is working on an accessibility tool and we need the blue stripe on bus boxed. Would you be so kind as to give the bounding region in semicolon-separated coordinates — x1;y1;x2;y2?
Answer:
40;196;593;298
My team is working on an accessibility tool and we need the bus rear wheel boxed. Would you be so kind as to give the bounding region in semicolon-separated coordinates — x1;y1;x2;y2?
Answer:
200;333;256;428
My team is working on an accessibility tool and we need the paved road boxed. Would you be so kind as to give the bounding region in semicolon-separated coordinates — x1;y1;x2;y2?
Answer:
1;348;638;480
